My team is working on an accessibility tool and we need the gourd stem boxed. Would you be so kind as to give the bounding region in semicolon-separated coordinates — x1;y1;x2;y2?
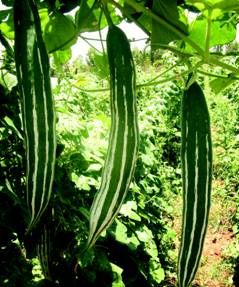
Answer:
101;0;114;27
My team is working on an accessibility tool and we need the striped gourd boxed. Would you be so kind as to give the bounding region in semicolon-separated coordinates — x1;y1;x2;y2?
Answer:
87;25;139;248
14;0;56;230
36;223;52;280
178;79;212;287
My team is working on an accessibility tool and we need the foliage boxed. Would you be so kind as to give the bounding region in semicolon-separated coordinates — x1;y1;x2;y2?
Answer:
0;0;239;286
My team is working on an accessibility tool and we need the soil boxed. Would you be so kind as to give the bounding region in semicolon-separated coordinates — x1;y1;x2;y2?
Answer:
193;228;235;287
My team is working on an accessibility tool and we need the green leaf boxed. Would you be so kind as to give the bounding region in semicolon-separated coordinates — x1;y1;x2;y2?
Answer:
44;13;77;53
185;15;236;52
123;3;151;34
185;0;239;11
0;10;14;40
111;263;125;287
210;76;236;94
213;0;239;12
151;0;188;48
0;8;11;22
76;0;121;33
53;48;72;67
120;201;141;221
149;259;165;284
75;0;100;33
111;220;128;244
71;173;98;191
0;71;17;90
92;53;109;79
3;116;23;140
39;8;50;31
87;163;102;172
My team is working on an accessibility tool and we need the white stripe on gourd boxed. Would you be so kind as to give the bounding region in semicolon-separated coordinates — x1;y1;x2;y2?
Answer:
178;79;212;287
87;25;139;248
14;0;56;230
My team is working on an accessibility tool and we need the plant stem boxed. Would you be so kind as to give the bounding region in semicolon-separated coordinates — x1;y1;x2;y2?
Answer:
137;69;190;88
79;35;102;54
205;9;212;63
125;0;204;55
198;69;239;80
209;57;239;75
124;0;239;75
101;0;113;27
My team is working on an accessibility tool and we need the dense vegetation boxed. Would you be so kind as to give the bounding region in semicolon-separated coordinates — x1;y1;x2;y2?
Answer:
0;0;239;286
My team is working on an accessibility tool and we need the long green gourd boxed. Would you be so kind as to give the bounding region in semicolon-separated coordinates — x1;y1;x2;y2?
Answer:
14;0;56;229
36;223;51;280
87;25;139;248
178;78;212;287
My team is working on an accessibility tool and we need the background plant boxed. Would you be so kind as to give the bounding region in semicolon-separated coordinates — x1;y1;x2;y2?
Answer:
0;0;239;286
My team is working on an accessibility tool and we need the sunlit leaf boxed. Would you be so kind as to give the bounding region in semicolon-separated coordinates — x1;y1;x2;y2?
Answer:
0;10;14;40
185;15;236;52
92;53;109;79
149;259;165;284
44;13;77;52
39;8;50;31
210;75;236;94
53;48;72;66
120;201;141;221
3;116;23;140
0;71;17;90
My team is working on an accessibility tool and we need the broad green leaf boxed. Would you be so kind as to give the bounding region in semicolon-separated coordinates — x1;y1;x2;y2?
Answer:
185;15;236;52
75;0;99;33
210;76;236;94
111;263;125;287
120;201;141;221
44;13;77;52
109;220;140;248
151;0;188;48
186;0;239;10
69;152;89;171
214;0;239;12
75;0;121;33
0;71;17;90
185;0;222;10
0;8;11;22
123;2;151;33
53;48;72;67
185;0;239;18
0;22;14;39
0;10;14;39
39;8;50;32
3;116;23;139
92;53;109;79
87;163;102;172
111;220;128;244
149;259;165;284
71;173;98;191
